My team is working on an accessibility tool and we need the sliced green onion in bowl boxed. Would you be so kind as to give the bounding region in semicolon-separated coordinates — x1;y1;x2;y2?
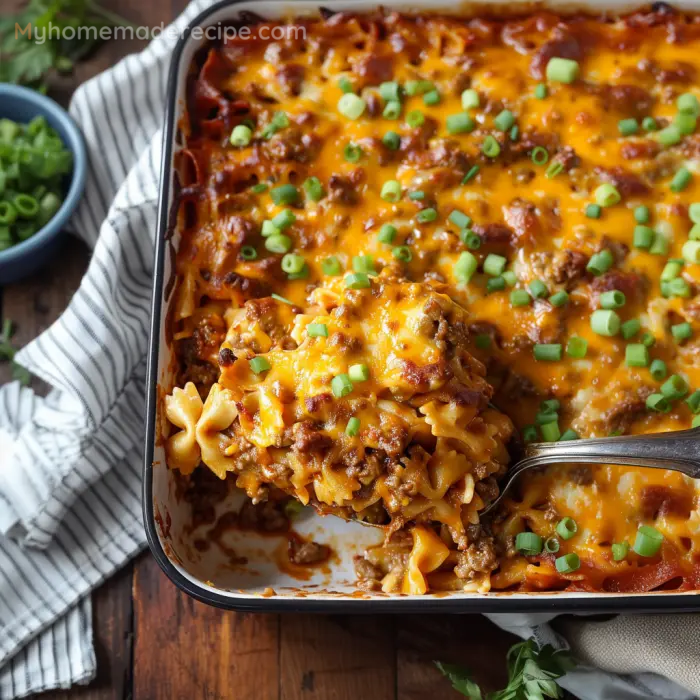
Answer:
556;517;578;540
633;525;663;557
515;532;543;556
612;542;629;561
555;552;581;574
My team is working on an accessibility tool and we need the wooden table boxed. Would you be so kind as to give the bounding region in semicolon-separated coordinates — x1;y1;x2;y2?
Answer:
0;1;575;697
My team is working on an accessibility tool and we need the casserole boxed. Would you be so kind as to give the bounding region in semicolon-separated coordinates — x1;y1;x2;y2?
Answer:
144;0;700;611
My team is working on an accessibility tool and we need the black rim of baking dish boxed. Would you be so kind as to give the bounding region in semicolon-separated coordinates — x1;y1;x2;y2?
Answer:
143;0;700;613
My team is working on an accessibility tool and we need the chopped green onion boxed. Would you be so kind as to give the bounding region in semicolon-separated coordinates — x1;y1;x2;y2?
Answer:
590;309;620;336
546;58;580;83
353;255;376;275
272;209;296;231
382;131;401;150
691;223;700;240
555;553;581;574
303;177;325;202
625;343;649;367
281;253;305;274
345;417;360;437
634;205;650;224
674;113;697;135
405;80;434;96
265;234;293;254
393;245;412;262
271;293;294;305
249;357;271;374
454;251;478;283
672;322;693;341
618;118;639;136
677;92;700;115
322;256;342;276
612;542;629;561
494;109;515;132
261;221;280;238
633;525;663;557
378;224;397;244
670;167;692;193
383;100;401;120
657;124;682;146
307;323;328;338
534;83;548;99
502;270;517;287
408;190;425;201
449;210;472;230
595;183;621;208
661;260;683;281
338;76;354;93
486;276;506;293
693;415;700;428
556;517;578;540
642;116;658;132
509;125;519;141
240;245;257;260
345;272;371;289
482;135;501;158
649;233;669;256
270;184;299;206
531;146;549;165
599;290;626;309
338;93;366;120
331;373;353;397
633;225;654;250
685;389;700;413
585;203;601;219
682;240;700;264
586;249;613;276
230;124;252;147
379;81;401;102
650;359;667;381
641;332;656;347
534;343;562;362
483;254;507;277
423;89;440;106
515;532;543;556
559;429;579;441
529;279;548;299
13;194;38;219
344;142;363;163
544;537;560;553
461;89;480;110
621;319;641;340
689;203;700;223
545;162;564;179
549;290;569;307
381;180;401;202
646;393;671;412
510;289;531;307
406;110;425;128
661;374;689;400
541;399;560;412
566;336;588;358
462;230;482;250
348;364;369;382
446;113;476;134
251;183;268;194
462;165;480;184
522;425;538;442
541;423;561;444
416;207;437;223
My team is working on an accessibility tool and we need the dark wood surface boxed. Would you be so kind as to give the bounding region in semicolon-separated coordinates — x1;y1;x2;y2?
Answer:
0;1;571;697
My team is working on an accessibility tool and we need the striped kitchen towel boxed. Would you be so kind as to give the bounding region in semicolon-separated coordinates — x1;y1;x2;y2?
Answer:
0;1;697;698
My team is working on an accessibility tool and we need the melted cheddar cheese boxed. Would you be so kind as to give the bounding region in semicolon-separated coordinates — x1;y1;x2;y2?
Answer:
165;7;700;595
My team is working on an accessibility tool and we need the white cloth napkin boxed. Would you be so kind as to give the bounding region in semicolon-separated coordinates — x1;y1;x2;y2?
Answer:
0;2;699;698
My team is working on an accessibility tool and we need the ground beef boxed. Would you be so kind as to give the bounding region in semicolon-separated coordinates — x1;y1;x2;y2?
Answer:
588;83;654;117
454;536;498;578
262;128;322;164
503;199;540;242
621;141;660;160
553;249;589;288
328;172;363;205
591;269;647;307
552;146;581;172
275;63;304;96
600;388;653;434
595;166;650;198
288;539;331;565
568;465;594;486
292;420;332;455
353;54;393;84
354;556;382;582
641;485;694;519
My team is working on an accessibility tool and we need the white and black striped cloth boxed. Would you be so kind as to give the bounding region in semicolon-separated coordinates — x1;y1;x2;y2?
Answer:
0;1;697;698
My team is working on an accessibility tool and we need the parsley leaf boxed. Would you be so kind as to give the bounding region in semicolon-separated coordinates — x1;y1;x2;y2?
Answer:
0;0;134;90
0;319;31;386
436;639;575;700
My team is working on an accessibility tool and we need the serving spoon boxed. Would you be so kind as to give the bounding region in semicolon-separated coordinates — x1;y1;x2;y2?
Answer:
481;427;700;515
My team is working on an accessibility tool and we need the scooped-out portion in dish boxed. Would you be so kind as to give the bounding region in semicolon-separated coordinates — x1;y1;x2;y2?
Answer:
163;6;700;595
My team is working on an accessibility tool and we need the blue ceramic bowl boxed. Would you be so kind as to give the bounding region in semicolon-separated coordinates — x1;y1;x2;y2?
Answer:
0;84;87;284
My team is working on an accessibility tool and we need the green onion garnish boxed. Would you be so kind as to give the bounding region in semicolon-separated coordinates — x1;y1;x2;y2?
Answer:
344;142;363;163
677;92;699;115
265;234;292;254
590;309;620;336
345;417;360;437
594;183;621;208
618;118;638;136
348;363;369;382
642;116;658;132
230;124;252;147
522;425;538;442
612;542;629;561
657;124;682;146
446;113;476;134
392;245;412;262
544;537;560;553
322;256;342;276
661;374;689;400
649;233;669;256
566;336;588;358
541;421;560;442
281;253;305;274
449;210;472;230
559;429;579;441
307;323;328;338
240;245;257;260
271;293;294;305
625;343;649;367
461;89;480;110
406;110;425;128
405;80;434;96
634;205;650;224
381;180;401;202
633;225;654;250
534;343;562;362
345;272;371;289
549;290;569;307
251;183;268;194
515;532;543;556
646;393;671;412
303;177;325;202
633;525;663;557
272;209;296;231
486;276;506;293
685;390;700;413
378;224;397;244
337;76;353;93
270;184;299;206
672;322;692;341
531;146;549;166
670;167;692;193
454;251;478;283
682;240;700;263
494;109;515;132
556;517;578;540
423;89;440;106
621;319;641;340
599;290;626;309
534;83;548;99
379;81;401;102
416;208;437;223
338;93;366;120
249;357;271;374
383;101;401;120
555;553;581;574
586;249;613;276
483;253;507;277
584;203;601;219
462;165;480;184
510;289;531;307
462;230;481;250
545;162;564;179
408;190;425;201
689;202;700;223
529;279;548;299
649;359;667;381
546;58;579;83
331;373;353;397
502;270;517;286
382;131;401;150
482;135;501;158
352;255;376;275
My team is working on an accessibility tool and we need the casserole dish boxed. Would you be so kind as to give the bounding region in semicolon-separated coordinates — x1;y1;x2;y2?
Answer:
144;0;700;612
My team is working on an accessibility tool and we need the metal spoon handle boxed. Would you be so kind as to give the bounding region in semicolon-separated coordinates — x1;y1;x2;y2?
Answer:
524;428;700;478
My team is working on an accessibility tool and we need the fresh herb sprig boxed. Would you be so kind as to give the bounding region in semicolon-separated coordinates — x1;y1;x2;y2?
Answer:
0;0;135;91
0;319;30;385
436;639;575;700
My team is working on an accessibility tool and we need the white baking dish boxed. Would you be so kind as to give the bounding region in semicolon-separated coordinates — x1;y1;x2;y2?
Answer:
144;0;700;611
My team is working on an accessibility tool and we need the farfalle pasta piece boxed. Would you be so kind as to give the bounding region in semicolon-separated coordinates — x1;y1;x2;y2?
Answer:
196;383;238;479
401;526;450;595
165;382;203;474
